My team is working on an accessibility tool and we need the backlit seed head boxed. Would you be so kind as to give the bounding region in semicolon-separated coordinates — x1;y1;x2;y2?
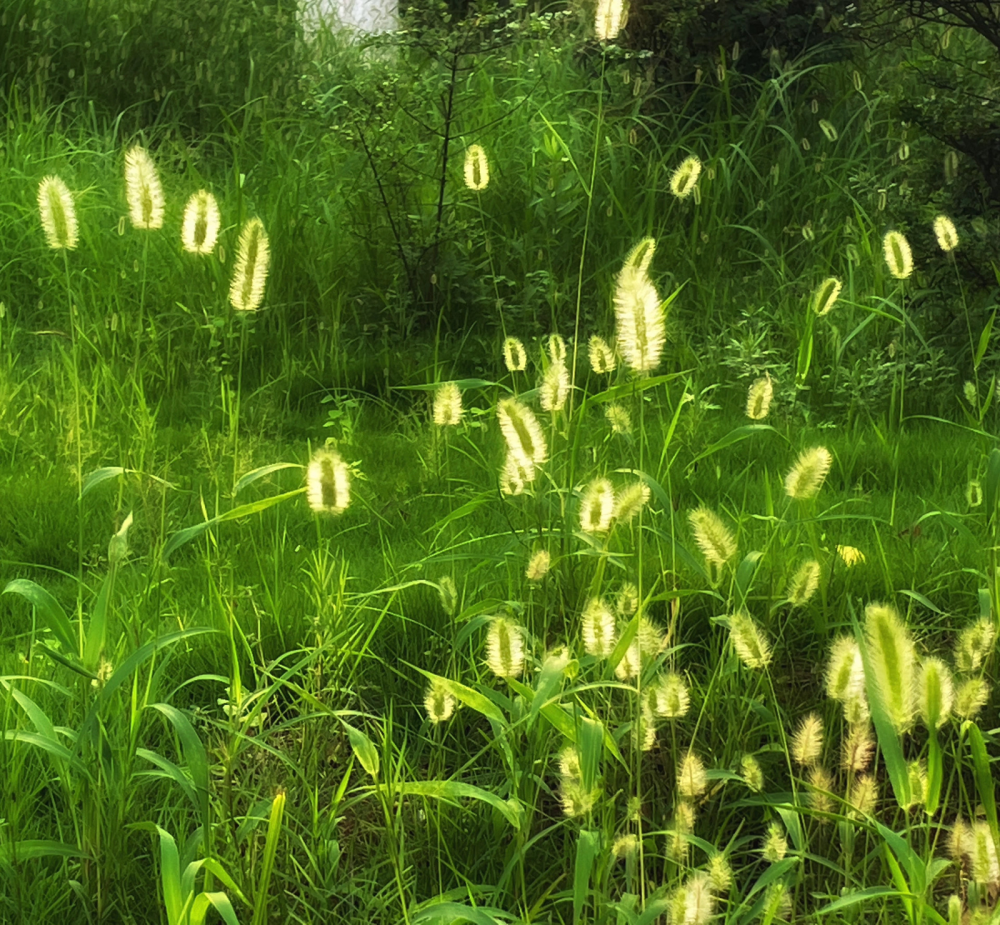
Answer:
762;823;788;863
558;744;582;781
787;560;821;607
707;855;732;893
463;144;489;191
503;336;527;372
746;374;774;419
605;403;632;434
37;175;78;250
614;263;666;374
615;637;642;680
688;506;737;568
949;818;971;862
612;834;639;860
670;155;702;199
741;754;764;792
614;482;650;524
124;145;165;230
433;382;463;426
966;479;983;508
883;230;914;279
848;773;878;818
594;0;624;42
791;712;824;767
819;119;838;142
582;597;616;658
588;335;616;374
729;610;772;669
933;214;959;252
438;576;458;616
181;189;221;255
964;380;977;405
306;448;351;515
486;616;525;678
784;446;833;500
580;477;615;533
560;777;599;818
497;398;547;472
424;678;457;723
547;333;567;364
539;362;570;412
954;677;989;718
865;601;917;734
677;872;714;925
806;766;834;817
969;821;1000;885
229;217;270;312
526;550;551;582
635;703;657;751
622;237;656;276
918;656;954;730
837;544;866;567
955;617;995;674
811;276;843;316
616;582;640;617
841;725;875;772
653;672;690;719
904;760;928;812
677;751;707;799
637;616;666;660
500;453;532;496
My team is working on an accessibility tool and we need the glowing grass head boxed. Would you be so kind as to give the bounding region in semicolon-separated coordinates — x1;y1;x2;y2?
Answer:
229;217;270;312
500;454;531;496
438;576;458;616
837;544;865;567
306;448;351;515
653;672;690;719
526;549;551;582
433;382;463;426
677;751;707;799
605;403;632;434
424;678;456;723
463;144;489;191
688;506;737;568
762;823;788;863
539;363;570;412
825;635;868;719
181;190;221;255
746;374;774;420
502;336;527;372
124;145;165;230
588;335;616;374
954;617;995;673
614;259;665;374
954;677;989;719
784;446;833;500
594;0;624;42
613;482;650;524
728;610;771;669
864;601;917;734
37;176;78;250
918;656;954;730
933;214;959;253
740;755;764;792
622;236;656;276
497;398;547;474
580;477;615;533
616;582;639;617
883;230;913;279
791;712;823;766
547;333;567;364
786;560;821;607
486;616;525;678
811;276;843;316
669;155;702;199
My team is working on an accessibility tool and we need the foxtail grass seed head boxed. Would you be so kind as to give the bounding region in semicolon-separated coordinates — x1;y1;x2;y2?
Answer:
503;336;527;372
432;382;463;426
424;678;457;723
967;479;983;508
947;895;962;925
954;677;989;719
582;598;617;658
463;144;489;191
679;873;715;925
635;704;657;751
558;744;582;781
526;550;551;582
728;610;772;670
741;755;764;792
605;403;632;434
614;637;642;680
949;818;971;863
594;0;623;42
904;760;928;812
819;119;838;142
677;751;707;799
614;482;650;524
786;560;821;607
580;477;615;533
865;601;917;734
229;217;270;312
964;381;977;405
848;774;879;819
791;713;824;767
811;276;843;316
588;335;616;374
623;236;656;276
614;263;666;374
688;506;737;568
638;616;666;661
560;778;598;818
746;374;774;420
837;544;866;567
654;672;690;719
955;617;995;674
841;725;875;772
124;145;165;230
616;582;639;617
37;176;78;250
306;448;351;515
826;635;865;702
500;454;532;496
918;657;954;730
547;333;567;364
806;766;834;817
784;446;833;500
933;214;959;252
762;823;788;863
883;230;914;279
181;189;221;255
486;617;525;679
438;576;458;616
707;855;732;893
612;834;639;860
497;398;547;472
539;362;570;412
669;155;702;199
970;822;1000;885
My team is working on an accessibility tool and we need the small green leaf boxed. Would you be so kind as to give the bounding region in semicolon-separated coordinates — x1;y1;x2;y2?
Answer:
342;720;379;777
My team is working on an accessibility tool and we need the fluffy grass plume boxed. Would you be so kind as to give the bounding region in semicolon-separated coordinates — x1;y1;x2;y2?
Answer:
954;677;989;718
622;236;656;276
181;190;221;255
933;214;959;253
806;766;834;816
539;362;570;412
433;382;463;426
463;144;489;191
502;336;527;372
918;656;954;729
438;576;458;616
229;217;271;312
786;560;821;607
615;583;639;617
547;333;567;364
688;506;737;568
746;375;774;420
613;482;650;524
825;635;867;703
673;873;714;925
677;751;707;799
588;335;616;374
37;176;78;250
605;403;631;434
653;672;690;718
883;230;913;279
306;447;351;514
810;276;843;316
954;617;995;673
784;446;833;499
424;678;457;723
791;712;824;766
669;155;702;199
741;755;764;792
614;257;665;374
728;610;772;669
864;602;917;734
842;726;875;772
497;398;547;473
500;454;530;496
594;0;623;41
486;616;525;678
124;145;165;230
614;637;641;680
762;822;788;863
580;477;615;533
848;774;878;818
525;550;551;582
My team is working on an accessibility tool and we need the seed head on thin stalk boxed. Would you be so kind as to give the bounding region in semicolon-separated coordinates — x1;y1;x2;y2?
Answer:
784;446;833;499
806;766;834;817
883;230;913;279
791;712;824;767
954;677;989;718
954;617;995;673
124;145;165;230
500;454;531;496
424;678;457;723
463;144;489;191
486;617;525;679
588;335;616;374
614;262;665;374
605;403;631;434
918;656;954;730
614;482;650;524
306;448;351;514
677;751;707;799
580;477;615;533
616;583;639;617
741;755;764;792
865;601;917;734
497;398;547;473
762;823;788;863
547;333;567;364
229;217;270;312
526;550;551;582
728;610;771;669
37;176;78;250
539;362;570;412
181;189;221;255
669;155;702;199
582;598;616;657
786;560;821;607
746;374;774;419
842;725;875;772
503;336;527;372
594;0;624;42
688;506;736;568
811;277;843;316
433;382;463;426
652;672;690;718
933;214;959;253
837;544;865;567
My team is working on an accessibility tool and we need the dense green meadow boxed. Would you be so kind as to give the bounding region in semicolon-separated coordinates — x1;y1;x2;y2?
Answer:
1;0;999;923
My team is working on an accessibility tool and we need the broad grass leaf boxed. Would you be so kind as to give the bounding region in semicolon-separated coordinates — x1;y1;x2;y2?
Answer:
0;840;87;872
3;579;77;658
411;900;512;925
341;720;379;777
234;462;301;495
573;829;600;925
386;780;521;830
148;703;210;822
